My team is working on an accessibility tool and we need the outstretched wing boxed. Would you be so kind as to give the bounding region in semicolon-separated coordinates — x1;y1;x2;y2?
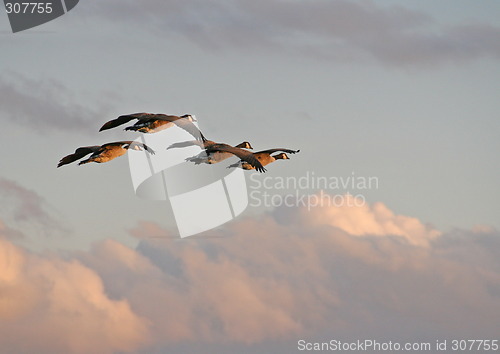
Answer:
102;113;207;141
57;146;99;167
99;113;151;131
129;142;155;154
167;140;206;149
151;114;206;142
254;148;300;155
169;117;207;142
206;144;266;173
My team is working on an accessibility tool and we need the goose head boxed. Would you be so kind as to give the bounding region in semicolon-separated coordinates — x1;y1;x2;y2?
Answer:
126;143;143;151
181;114;196;122
274;153;290;160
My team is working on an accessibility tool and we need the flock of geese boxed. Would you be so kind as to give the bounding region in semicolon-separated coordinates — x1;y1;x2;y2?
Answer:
57;113;299;173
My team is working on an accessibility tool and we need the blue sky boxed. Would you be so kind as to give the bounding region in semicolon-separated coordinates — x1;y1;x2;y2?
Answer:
0;1;499;353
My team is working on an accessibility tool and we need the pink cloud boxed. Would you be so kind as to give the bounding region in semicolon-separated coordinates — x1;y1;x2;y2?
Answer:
0;238;150;354
291;194;441;246
1;197;499;353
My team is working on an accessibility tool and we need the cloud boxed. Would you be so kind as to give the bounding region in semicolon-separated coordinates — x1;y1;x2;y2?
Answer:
0;74;108;134
274;193;441;246
1;197;500;353
0;177;63;237
0;220;24;239
85;0;500;66
0;238;150;354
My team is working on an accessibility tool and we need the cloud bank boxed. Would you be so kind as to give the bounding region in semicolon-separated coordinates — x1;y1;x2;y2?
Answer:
1;196;499;353
86;0;500;66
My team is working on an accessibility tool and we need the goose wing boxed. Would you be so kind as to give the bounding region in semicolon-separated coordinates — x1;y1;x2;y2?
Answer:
99;113;153;132
162;116;207;142
206;144;266;173
103;113;207;141
254;148;300;155
57;146;100;167
167;140;211;150
101;141;155;154
129;141;155;154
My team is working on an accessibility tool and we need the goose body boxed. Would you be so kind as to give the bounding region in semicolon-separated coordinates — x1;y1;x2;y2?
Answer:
99;113;206;141
228;148;299;170
204;143;266;172
171;141;253;165
57;141;155;167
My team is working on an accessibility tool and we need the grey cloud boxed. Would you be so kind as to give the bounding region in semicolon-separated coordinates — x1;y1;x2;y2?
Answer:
0;74;109;134
0;220;24;239
0;177;64;236
85;0;500;66
433;227;500;273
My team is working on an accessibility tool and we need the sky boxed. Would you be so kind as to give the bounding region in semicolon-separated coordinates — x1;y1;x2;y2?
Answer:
0;1;499;353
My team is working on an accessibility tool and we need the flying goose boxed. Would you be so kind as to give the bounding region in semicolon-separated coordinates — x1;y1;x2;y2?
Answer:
57;141;155;167
168;140;253;164
203;143;267;173
99;113;206;141
228;148;300;170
